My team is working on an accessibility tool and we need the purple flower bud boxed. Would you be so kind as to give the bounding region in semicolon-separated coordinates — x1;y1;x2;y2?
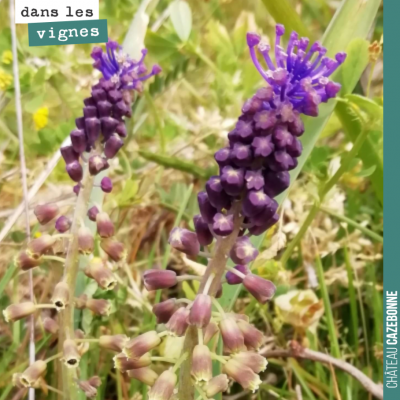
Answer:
236;319;264;350
246;32;261;47
219;317;246;353
191;344;212;383
88;155;109;176
34;203;59;225
220;166;245;196
148;370;177;400
152;298;177;324
27;234;56;258
113;353;151;373
226;265;249;285
205;374;229;397
85;298;111;316
214;148;231;168
51;281;70;310
189;294;212;328
43;317;59;334
66;161;83;182
127;367;158;386
273;125;294;149
108;90;123;104
203;321;219;344
286;137;303;157
231;143;253;167
100;238;126;261
100;117;119;139
123;331;161;360
15;251;41;271
197;192;217;224
99;334;129;352
242;190;270;217
230;236;258;264
251;135;274;158
168;227;200;257
96;212;115;238
76;117;85;129
113;101;131;119
193;215;213;246
235;119;254;142
70;129;87;154
250;197;278;225
288;115;305;136
3;302;36;322
55;215;71;233
85;257;117;291
213;213;234;237
254;110;277;130
92;89;107;102
233;352;268;373
115;122;127;137
87;205;100;221
205;176;231;210
264;170;290;197
268;150;296;171
248;213;279;235
223;359;262;391
100;177;113;193
83;106;98;119
61;145;79;164
73;184;81;195
166;307;190;336
85;118;101;144
78;226;94;254
243;274;276;303
143;269;177;291
245;170;265;191
97;101;112;117
255;86;274;101
104;134;124;159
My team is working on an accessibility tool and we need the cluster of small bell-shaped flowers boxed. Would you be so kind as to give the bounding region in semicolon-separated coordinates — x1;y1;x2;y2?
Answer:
61;40;161;195
137;270;272;396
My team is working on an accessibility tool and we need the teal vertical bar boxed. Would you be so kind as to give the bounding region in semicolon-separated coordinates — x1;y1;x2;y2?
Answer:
384;1;399;399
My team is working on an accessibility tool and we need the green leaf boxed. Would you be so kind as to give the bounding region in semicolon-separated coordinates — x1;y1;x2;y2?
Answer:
170;1;192;42
340;39;369;94
356;164;377;178
24;94;45;113
261;0;313;39
117;179;139;205
346;94;383;121
0;263;17;297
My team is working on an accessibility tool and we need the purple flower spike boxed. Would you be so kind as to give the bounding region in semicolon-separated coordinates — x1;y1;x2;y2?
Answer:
254;110;277;130
245;170;264;191
88;155;109;176
61;146;79;164
143;269;177;291
193;215;214;246
100;177;113;193
231;143;253;168
268;150;296;172
250;198;278;225
205;177;231;210
272;126;294;149
230;236;258;264
235;119;254;142
101;117;119;139
251;136;274;158
248;213;279;236
220;166;245;196
197;192;217;224
226;265;249;285
213;213;234;237
85;118;101;144
55;216;72;233
104;135;124;159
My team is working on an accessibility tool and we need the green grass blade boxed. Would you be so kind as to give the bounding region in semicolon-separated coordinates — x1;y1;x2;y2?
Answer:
315;254;341;359
0;262;17;296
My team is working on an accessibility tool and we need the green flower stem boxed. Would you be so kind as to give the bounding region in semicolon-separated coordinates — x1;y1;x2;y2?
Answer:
59;166;95;400
280;127;370;267
178;201;243;400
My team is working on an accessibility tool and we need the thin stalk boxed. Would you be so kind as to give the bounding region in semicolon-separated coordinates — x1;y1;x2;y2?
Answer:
9;2;35;400
281;127;370;266
178;202;243;400
59;166;95;400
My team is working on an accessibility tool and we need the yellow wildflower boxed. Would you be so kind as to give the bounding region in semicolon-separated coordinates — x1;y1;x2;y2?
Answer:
33;107;49;131
2;50;13;65
0;68;13;91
